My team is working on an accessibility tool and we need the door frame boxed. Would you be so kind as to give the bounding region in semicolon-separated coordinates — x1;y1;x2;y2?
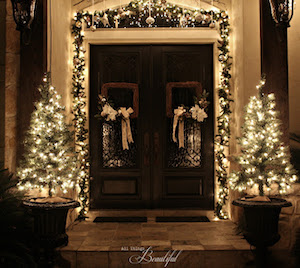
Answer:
84;28;221;208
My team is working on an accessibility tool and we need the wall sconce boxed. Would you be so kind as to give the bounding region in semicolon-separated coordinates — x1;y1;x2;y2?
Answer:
269;0;295;27
11;0;37;31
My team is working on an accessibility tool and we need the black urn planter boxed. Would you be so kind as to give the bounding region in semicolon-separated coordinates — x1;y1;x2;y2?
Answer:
23;197;80;266
233;197;292;249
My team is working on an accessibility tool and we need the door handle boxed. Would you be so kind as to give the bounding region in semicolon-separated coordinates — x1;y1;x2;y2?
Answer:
144;132;150;166
154;132;160;165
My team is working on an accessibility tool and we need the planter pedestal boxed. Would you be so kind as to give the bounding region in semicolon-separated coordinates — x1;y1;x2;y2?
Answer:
233;197;292;267
23;198;80;267
233;197;291;248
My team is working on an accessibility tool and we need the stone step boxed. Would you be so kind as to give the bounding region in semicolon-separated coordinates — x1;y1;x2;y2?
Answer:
88;209;215;220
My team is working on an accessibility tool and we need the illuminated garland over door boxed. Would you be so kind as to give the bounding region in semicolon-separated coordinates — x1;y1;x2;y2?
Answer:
72;0;232;219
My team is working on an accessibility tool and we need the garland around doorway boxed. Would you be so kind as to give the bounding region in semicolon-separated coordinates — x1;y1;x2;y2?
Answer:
71;0;232;219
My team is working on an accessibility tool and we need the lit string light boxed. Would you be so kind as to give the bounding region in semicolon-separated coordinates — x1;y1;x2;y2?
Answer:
72;0;232;219
228;78;297;196
16;73;79;197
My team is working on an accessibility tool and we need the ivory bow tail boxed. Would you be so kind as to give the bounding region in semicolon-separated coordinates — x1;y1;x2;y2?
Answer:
172;107;186;148
119;107;134;150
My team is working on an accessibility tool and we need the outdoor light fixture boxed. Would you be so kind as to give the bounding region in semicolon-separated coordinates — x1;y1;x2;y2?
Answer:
11;0;37;31
269;0;295;27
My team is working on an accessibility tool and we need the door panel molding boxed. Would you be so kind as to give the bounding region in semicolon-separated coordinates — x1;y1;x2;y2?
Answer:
90;45;214;209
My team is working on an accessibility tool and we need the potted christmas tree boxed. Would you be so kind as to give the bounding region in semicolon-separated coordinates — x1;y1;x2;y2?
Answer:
16;74;80;263
229;78;297;250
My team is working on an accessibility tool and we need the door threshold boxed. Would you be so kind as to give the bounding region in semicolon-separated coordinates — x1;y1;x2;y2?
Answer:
87;209;215;221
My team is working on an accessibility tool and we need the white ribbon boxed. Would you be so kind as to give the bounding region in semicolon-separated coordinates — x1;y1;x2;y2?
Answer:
190;104;208;122
119;107;134;150
101;104;118;121
173;106;186;148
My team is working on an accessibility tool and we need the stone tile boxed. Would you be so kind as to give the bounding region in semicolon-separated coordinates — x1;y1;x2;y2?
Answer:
5;53;19;87
281;204;295;215
6;0;14;18
5;84;17;118
114;230;141;240
162;210;208;217
204;251;252;268
95;210;146;217
146;210;164;217
172;244;205;250
77;252;108;268
108;251;141;267
93;222;119;230
142;228;168;233
67;231;89;240
198;238;232;246
116;223;142;230
203;244;236;250
273;221;292;250
86;230;116;240
78;245;110;251
141;240;172;250
232;241;251;250
109;242;142;252
141;223;164;227
57;251;77;268
81;239;112;247
165;251;205;268
147;217;156;222
168;231;196;241
296;199;300;215
110;240;142;249
141;231;169;240
141;240;171;246
171;240;201;245
61;240;83;251
5;21;20;54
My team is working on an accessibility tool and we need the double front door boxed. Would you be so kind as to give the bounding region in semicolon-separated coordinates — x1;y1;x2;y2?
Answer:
90;45;214;209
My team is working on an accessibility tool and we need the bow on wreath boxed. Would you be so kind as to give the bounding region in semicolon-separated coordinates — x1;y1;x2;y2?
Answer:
172;92;209;148
118;107;134;150
98;95;135;150
101;104;118;121
173;107;186;148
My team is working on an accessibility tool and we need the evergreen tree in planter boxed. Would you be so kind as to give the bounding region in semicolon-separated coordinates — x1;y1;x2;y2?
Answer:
229;78;297;253
16;74;80;265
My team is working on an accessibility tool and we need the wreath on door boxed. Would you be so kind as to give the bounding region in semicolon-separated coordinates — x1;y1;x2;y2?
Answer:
166;82;209;148
96;82;139;150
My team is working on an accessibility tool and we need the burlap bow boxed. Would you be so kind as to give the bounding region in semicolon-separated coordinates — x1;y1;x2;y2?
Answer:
119;107;134;150
173;106;186;148
101;104;118;121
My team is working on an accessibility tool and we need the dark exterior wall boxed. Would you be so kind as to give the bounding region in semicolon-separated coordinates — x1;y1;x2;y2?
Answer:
17;0;47;162
0;0;6;169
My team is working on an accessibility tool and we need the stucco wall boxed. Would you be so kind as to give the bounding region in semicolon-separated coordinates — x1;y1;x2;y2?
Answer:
49;0;73;118
288;4;300;134
287;2;300;252
230;0;261;152
48;0;79;225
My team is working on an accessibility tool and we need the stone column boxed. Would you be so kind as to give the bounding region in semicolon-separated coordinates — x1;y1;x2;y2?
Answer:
5;0;20;172
0;0;6;169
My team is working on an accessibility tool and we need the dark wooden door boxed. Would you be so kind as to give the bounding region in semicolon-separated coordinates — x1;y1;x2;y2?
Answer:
90;45;214;209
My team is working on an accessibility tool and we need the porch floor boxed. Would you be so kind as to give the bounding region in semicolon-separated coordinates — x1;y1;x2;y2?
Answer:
59;210;296;268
